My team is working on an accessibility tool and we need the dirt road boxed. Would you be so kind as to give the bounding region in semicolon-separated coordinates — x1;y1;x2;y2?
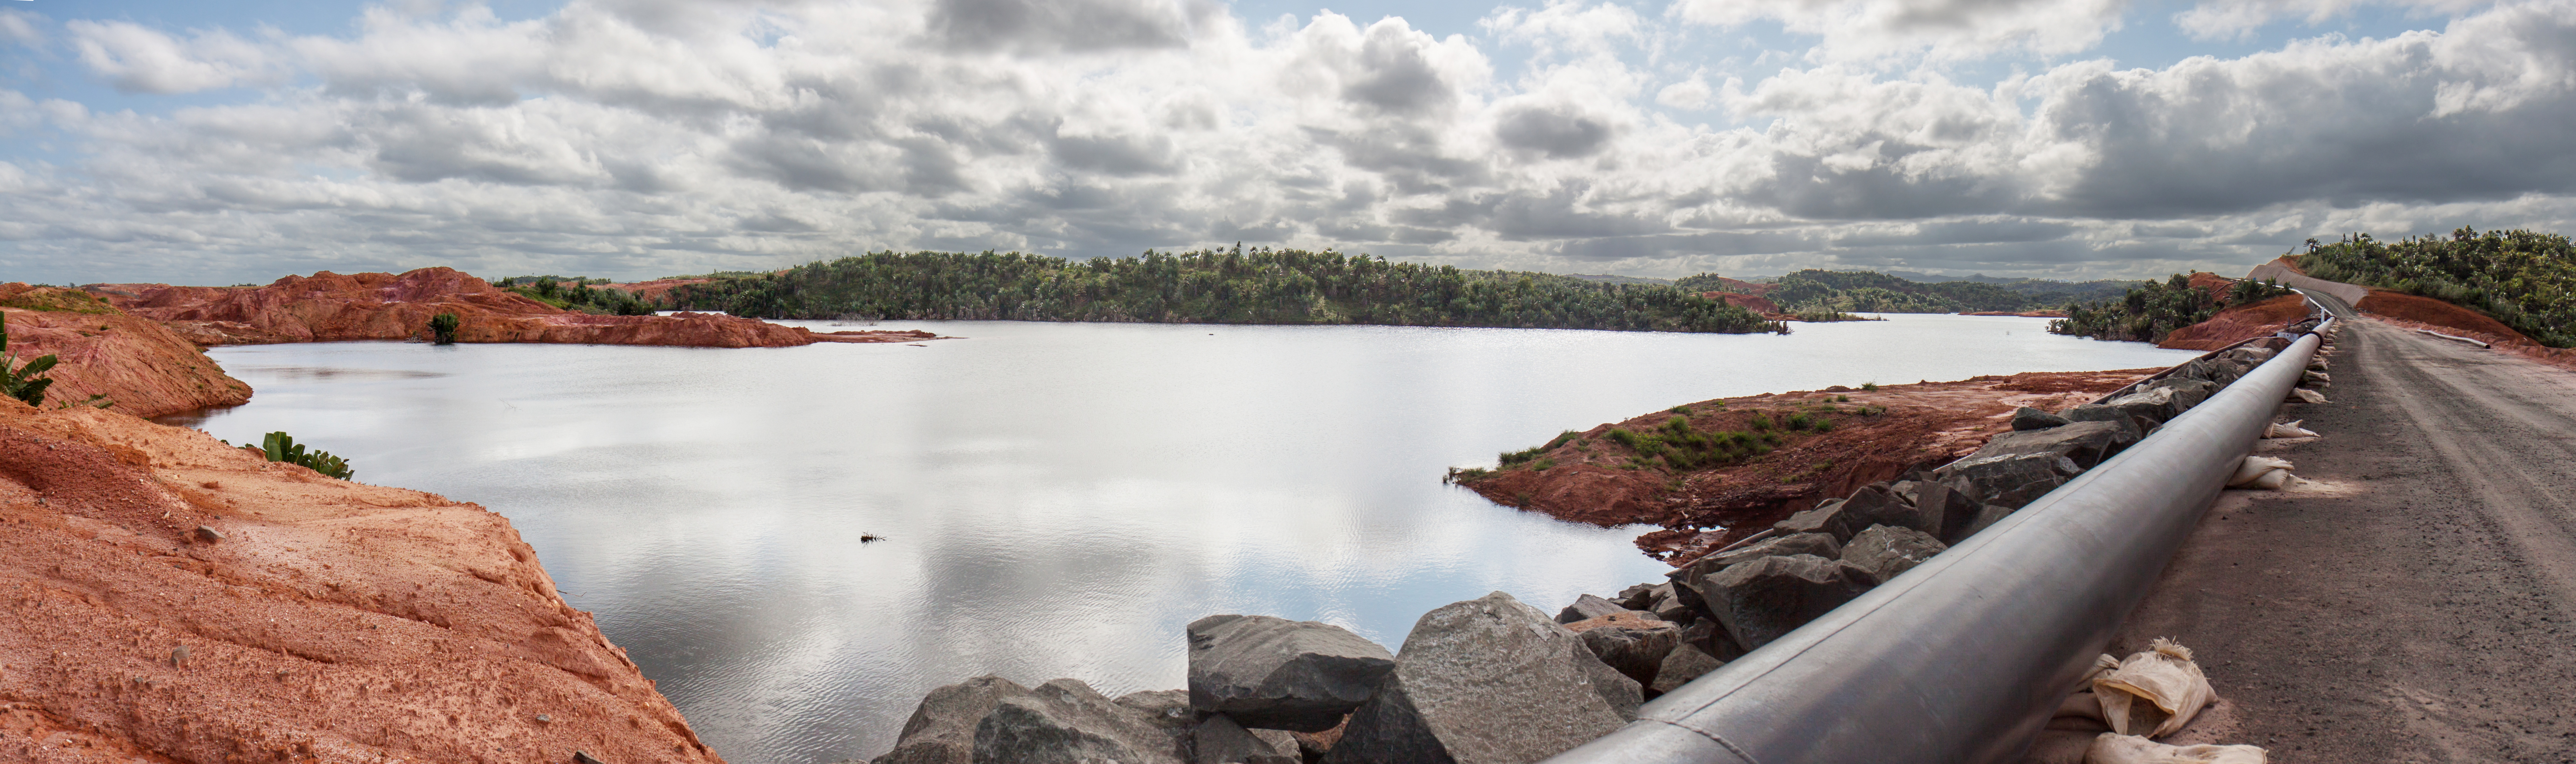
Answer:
2114;300;2576;761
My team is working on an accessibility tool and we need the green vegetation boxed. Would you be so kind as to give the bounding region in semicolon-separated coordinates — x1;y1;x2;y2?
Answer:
0;321;59;407
259;432;354;480
1749;270;2142;314
495;276;658;316
427;313;460;345
661;247;1788;334
2299;228;2576;348
1499;430;1583;468
1609;414;1782;471
0;289;116;315
2048;274;2288;342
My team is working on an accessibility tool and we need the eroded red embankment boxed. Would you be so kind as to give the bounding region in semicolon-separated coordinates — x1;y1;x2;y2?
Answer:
1456;370;2153;563
2355;290;2576;372
0;402;723;764
2158;294;2311;351
0;285;252;418
89;268;935;348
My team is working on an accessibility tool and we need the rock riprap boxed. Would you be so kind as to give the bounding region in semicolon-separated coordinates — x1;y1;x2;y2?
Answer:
1187;615;1397;733
1328;592;1640;764
1696;554;1880;651
1840;525;1949;582
975;679;1190;764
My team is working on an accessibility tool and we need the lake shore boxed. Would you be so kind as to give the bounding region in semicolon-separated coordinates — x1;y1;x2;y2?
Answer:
1453;368;2157;563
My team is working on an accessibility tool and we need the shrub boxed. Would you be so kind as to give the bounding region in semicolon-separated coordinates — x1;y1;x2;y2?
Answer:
1748;413;1772;431
427;313;460;345
1669;404;1692;414
1860;382;1878;391
1785;413;1814;430
1835;394;1850;402
1811;418;1834;433
0;321;60;407
260;432;355;480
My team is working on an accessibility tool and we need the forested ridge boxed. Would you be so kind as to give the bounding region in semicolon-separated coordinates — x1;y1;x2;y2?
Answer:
2299;228;2576;348
1676;269;2141;314
662;247;1788;334
2047;274;2295;342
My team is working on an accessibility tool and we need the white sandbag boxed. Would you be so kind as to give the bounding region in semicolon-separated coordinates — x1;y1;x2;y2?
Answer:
2227;456;2294;489
2093;638;2214;738
2287;388;2328;404
2085;733;2266;764
2263;420;2318;438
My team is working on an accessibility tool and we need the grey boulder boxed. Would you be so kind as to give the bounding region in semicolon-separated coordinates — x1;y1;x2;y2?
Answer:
1613;583;1665;611
1188;615;1396;733
1567;615;1681;687
2011;407;2072;431
1940;451;2072;510
1325;592;1639;764
1194;714;1300;764
1772;485;1928;540
1957;503;2018;540
1977;420;2135;471
973;679;1187;764
2055;404;2147;440
1667;532;1842;617
1647;644;1724;695
1910;480;1981;545
1555;594;1627;624
1697;554;1879;652
1840;524;1949;582
874;676;1033;764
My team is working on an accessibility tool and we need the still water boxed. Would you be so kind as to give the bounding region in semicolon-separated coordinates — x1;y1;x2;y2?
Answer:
165;316;2192;763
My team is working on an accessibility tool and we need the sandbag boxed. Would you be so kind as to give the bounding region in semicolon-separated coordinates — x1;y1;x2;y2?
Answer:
2226;456;2293;490
2262;420;2318;439
2093;639;2214;738
2084;733;2266;764
2287;388;2328;404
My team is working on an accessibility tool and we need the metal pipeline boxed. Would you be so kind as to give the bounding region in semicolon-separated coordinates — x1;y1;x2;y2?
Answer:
1546;324;2331;764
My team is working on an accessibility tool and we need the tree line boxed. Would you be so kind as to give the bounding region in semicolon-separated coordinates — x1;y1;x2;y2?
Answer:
2298;228;2575;348
659;248;1789;334
1678;270;2141;314
2047;274;2293;342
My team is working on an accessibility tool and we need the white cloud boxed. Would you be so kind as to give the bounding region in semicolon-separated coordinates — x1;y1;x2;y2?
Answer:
0;9;44;49
1668;0;2130;63
2173;0;2494;41
3;0;2576;285
67;20;281;94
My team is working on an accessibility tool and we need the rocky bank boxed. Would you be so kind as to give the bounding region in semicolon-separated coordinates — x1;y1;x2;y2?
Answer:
1450;369;2158;561
88;268;940;349
0;400;721;763
0;285;253;418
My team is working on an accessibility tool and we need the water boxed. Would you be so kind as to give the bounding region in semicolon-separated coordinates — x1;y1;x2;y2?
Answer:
162;315;2192;763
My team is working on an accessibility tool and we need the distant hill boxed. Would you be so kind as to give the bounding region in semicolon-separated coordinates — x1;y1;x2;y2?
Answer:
1671;269;2145;314
1562;273;1674;286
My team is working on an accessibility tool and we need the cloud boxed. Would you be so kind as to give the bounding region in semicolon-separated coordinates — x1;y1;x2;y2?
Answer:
67;20;282;94
1669;0;2130;62
4;0;2576;286
0;10;43;50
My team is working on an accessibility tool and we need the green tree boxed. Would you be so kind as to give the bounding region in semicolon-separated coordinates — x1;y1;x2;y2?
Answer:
427;312;461;345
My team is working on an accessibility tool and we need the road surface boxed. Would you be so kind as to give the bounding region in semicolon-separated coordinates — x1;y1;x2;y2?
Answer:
2114;294;2576;762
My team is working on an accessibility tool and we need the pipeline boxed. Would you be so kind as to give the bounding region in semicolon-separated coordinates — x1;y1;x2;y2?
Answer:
1545;322;2333;764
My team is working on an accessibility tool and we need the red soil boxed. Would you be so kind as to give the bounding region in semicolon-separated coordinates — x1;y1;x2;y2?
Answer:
2158;294;2311;351
87;269;943;348
1456;370;2155;563
0;286;253;418
0;402;720;764
1958;310;2069;318
2184;272;2235;293
2354;290;2576;373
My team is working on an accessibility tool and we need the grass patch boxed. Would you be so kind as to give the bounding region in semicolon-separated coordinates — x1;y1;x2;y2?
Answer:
1;289;117;315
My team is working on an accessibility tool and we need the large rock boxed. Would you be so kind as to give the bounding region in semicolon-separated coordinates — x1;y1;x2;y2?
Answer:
1957;503;2018;540
1977;420;2136;471
1940;451;2072;510
1613;582;1666;611
1840;525;1949;582
2101;386;2183;424
1667;532;1842;616
1566;613;1681;687
875;676;1035;764
1188;615;1397;733
1194;715;1300;764
1772;485;1925;540
1324;592;1639;764
1697;554;1879;652
1647;644;1724;695
2145;378;2218;412
2055;404;2147;440
2011;407;2072;431
972;679;1187;764
1911;481;1981;545
1555;594;1627;624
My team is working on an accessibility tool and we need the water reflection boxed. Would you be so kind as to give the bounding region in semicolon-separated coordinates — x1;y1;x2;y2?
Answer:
167;317;2193;763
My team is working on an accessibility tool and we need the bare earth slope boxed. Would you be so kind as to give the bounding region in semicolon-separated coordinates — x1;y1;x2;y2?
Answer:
0;402;722;764
0;286;253;418
90;268;938;348
2113;311;2576;761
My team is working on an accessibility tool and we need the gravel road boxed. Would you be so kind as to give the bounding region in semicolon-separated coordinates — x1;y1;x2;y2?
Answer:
2114;302;2576;762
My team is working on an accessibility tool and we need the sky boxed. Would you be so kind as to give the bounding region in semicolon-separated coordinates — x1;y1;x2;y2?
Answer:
3;0;2573;285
